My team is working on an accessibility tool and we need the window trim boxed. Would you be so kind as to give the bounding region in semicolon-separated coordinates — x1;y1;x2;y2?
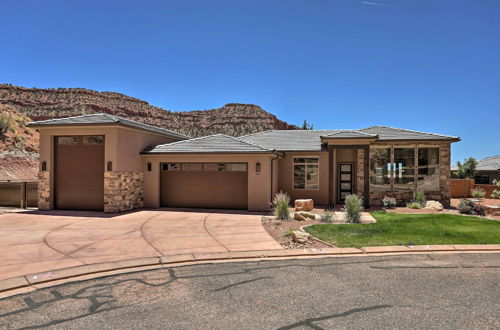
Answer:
292;156;320;190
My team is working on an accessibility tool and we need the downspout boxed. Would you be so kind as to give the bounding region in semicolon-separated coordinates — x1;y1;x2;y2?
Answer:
270;151;283;205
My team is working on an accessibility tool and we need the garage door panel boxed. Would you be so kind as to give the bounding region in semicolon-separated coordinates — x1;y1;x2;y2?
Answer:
160;164;248;210
55;136;104;211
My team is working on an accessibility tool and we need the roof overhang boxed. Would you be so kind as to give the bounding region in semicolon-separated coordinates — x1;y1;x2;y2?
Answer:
28;122;189;140
320;136;379;146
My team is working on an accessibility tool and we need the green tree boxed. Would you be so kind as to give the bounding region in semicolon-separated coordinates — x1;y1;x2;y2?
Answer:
301;120;314;130
455;157;478;198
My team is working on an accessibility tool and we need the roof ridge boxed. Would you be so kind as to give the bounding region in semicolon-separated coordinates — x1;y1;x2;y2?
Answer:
323;130;377;137
238;129;277;138
28;113;110;125
154;134;220;147
226;135;272;151
362;125;459;139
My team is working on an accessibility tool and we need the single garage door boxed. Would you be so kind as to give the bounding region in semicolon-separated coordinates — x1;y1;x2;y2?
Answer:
55;135;105;211
160;163;248;209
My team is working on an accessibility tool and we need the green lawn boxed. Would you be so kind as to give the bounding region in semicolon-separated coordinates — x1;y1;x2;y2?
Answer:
304;211;500;248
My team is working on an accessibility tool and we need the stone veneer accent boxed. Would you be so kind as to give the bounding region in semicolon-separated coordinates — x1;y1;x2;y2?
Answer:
368;142;452;207
104;171;144;213
38;171;51;210
356;149;365;199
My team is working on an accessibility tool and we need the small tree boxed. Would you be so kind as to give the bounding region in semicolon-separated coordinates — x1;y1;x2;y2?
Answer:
491;179;500;199
455;158;478;198
301;120;314;130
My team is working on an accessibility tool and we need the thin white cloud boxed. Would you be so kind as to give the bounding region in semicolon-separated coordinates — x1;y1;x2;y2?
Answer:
361;1;388;6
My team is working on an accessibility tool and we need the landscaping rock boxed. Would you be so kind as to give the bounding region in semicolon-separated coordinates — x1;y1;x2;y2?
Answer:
291;231;311;244
262;216;276;223
295;199;314;212
425;201;444;211
485;205;500;216
297;211;316;219
293;212;306;221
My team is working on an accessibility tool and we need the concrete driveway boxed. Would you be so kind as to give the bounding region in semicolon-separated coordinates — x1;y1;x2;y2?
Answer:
0;209;282;280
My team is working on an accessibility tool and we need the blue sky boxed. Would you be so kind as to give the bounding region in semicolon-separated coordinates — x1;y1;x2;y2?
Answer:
1;0;499;163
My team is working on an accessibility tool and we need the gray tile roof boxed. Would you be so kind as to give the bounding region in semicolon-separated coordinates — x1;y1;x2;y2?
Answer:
240;126;459;152
28;113;190;140
322;130;378;138
359;126;459;141
143;134;274;154
477;155;500;171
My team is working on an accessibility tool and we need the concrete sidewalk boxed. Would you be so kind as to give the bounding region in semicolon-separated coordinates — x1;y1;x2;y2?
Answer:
0;209;282;281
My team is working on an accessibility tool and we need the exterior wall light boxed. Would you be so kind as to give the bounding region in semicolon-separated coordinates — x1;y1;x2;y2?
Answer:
256;162;261;173
41;161;47;171
107;161;113;171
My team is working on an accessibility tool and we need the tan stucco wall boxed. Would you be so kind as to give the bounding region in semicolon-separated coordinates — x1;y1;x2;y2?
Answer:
141;154;274;211
277;152;329;206
37;125;180;210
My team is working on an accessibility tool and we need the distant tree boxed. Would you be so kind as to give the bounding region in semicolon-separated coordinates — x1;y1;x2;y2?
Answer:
302;120;314;130
455;157;478;198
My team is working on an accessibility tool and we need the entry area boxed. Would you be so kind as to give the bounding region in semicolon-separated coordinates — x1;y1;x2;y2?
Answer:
55;135;105;211
160;162;248;209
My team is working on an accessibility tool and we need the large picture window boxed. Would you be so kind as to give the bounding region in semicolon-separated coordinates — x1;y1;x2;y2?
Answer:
369;146;441;192
293;157;319;190
369;148;391;191
418;148;439;191
393;147;415;190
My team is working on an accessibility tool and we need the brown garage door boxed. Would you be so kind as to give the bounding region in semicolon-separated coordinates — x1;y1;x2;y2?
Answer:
55;136;104;211
160;163;248;209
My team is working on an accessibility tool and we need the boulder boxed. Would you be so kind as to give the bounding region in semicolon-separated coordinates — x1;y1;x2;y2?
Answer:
291;231;311;244
293;212;306;221
297;211;316;219
485;205;500;216
425;201;444;211
295;199;314;212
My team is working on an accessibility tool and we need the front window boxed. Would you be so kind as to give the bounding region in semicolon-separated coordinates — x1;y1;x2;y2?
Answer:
393;147;415;190
369;146;441;192
293;157;319;190
370;148;391;191
417;148;440;190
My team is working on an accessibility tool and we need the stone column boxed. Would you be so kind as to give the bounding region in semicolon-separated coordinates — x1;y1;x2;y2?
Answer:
104;171;144;213
38;171;51;210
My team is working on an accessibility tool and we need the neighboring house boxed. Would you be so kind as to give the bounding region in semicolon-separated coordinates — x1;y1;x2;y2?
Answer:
451;155;500;184
29;113;460;212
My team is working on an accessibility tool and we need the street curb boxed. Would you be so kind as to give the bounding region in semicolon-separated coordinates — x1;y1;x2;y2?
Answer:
1;245;499;300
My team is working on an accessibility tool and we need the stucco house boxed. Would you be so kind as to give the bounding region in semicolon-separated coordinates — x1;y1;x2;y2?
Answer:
29;113;460;212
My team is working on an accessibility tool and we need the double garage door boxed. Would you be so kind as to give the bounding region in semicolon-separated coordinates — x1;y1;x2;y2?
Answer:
160;163;248;209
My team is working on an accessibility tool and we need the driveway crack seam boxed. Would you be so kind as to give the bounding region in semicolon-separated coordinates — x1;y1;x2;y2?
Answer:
140;213;167;256
203;214;230;252
43;218;93;266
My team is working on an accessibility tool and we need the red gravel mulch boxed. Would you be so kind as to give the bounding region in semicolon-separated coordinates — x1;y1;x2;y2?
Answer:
261;213;333;249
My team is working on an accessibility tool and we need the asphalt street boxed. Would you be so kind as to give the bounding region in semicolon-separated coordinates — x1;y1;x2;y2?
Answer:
0;253;499;329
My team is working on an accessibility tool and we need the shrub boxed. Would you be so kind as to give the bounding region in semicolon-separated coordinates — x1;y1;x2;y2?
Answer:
343;194;364;223
272;191;291;221
491;179;500;199
471;188;486;199
382;196;397;209
321;209;334;223
413;190;426;207
283;227;294;237
457;199;486;216
406;201;423;209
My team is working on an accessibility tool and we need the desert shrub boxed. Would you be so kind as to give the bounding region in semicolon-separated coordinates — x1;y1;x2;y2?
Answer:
320;209;334;223
382;196;397;209
457;199;486;216
491;179;500;199
471;188;486;199
0;113;15;141
343;194;364;223
272;191;291;221
413;190;426;207
283;227;294;237
406;201;423;209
